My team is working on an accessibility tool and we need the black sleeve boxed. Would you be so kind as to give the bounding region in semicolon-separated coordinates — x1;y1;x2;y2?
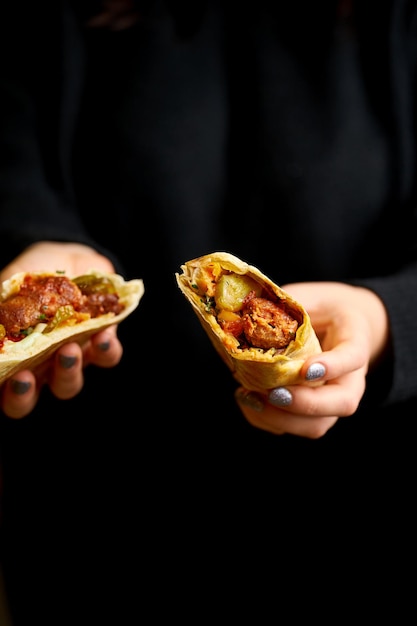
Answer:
351;6;417;407
0;1;123;271
354;259;417;407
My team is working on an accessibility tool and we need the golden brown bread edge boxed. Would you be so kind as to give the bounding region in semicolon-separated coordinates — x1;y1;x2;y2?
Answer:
0;270;144;384
175;251;322;393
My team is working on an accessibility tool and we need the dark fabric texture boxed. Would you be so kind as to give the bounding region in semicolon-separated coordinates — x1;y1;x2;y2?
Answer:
0;1;417;622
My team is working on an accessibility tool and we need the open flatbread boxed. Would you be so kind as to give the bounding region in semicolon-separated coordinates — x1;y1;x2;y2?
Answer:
176;252;322;392
0;269;144;384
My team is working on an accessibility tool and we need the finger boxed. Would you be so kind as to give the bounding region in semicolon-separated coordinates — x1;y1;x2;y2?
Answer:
300;335;370;387
1;370;40;419
244;402;339;439
268;368;367;418
83;327;123;368
48;343;84;400
236;364;365;438
235;387;339;438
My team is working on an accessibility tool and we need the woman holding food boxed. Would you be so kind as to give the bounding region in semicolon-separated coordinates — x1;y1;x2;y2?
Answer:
0;1;414;623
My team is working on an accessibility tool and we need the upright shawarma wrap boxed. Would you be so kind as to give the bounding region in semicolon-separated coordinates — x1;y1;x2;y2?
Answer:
0;269;144;384
175;252;322;392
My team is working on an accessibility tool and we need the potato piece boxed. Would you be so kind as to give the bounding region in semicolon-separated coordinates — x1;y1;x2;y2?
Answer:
215;273;262;312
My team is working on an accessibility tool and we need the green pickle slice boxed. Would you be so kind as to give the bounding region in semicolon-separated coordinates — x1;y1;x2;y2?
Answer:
73;275;116;295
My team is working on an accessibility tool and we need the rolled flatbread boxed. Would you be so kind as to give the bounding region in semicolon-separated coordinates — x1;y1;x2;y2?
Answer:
0;269;144;384
176;252;322;392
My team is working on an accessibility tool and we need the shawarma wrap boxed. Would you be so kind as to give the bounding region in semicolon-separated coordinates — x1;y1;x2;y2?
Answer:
175;252;322;392
0;269;144;384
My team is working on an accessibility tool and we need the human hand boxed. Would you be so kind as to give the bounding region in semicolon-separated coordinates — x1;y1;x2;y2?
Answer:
0;241;124;418
235;281;390;438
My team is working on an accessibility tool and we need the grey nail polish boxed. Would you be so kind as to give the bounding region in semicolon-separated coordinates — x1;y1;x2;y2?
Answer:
235;389;265;412
306;362;326;381
268;387;293;407
59;355;77;369
98;341;110;352
10;380;31;395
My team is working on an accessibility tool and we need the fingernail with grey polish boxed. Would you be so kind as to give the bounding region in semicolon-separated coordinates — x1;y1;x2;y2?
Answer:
10;380;31;395
235;389;265;412
59;355;77;369
268;387;293;407
306;362;326;381
98;341;110;352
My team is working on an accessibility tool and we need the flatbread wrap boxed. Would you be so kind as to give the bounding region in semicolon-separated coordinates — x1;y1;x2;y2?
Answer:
176;252;322;392
0;269;144;384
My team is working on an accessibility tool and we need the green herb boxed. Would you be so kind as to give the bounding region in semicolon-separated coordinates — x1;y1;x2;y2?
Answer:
201;296;215;313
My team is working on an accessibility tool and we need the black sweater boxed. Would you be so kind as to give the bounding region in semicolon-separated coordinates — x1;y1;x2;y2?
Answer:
1;2;416;621
1;1;417;407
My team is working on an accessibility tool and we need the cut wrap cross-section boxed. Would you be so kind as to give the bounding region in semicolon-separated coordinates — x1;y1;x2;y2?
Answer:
176;251;322;392
0;269;144;384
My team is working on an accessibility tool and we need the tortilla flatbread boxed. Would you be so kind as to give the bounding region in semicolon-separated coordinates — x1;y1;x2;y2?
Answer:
176;251;322;392
0;269;144;384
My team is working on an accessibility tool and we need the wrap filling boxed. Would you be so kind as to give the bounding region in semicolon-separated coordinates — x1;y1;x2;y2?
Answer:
0;273;124;349
189;261;301;354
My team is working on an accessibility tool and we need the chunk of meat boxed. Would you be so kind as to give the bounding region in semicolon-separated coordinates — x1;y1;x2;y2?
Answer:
0;276;85;337
241;296;298;350
80;291;124;318
0;274;124;340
